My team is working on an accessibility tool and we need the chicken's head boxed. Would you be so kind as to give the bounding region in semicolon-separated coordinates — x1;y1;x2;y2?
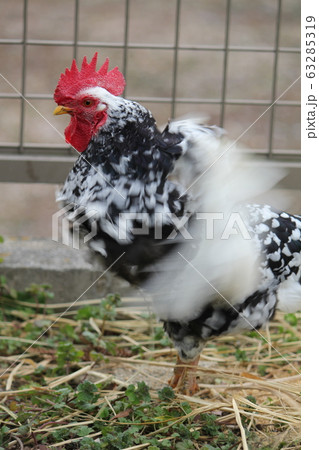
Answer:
54;53;126;152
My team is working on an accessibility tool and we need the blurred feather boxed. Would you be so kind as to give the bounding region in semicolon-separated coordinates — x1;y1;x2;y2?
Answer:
145;119;287;322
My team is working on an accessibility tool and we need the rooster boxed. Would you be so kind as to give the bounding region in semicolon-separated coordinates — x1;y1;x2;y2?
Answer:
54;53;301;394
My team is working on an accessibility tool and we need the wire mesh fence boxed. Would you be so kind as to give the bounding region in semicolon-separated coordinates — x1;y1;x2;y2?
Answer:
0;0;301;183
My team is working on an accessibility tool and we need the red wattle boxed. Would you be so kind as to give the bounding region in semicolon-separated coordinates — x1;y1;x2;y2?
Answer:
64;113;107;153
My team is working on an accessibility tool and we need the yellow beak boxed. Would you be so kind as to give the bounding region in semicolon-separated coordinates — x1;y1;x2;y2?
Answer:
53;105;73;115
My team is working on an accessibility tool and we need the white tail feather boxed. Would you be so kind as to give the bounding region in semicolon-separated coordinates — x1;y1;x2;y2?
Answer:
277;276;301;313
146;119;286;322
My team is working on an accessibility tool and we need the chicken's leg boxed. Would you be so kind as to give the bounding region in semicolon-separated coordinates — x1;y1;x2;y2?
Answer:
169;355;200;395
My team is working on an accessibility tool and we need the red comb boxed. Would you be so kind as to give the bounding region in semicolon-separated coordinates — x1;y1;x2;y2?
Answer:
54;52;126;104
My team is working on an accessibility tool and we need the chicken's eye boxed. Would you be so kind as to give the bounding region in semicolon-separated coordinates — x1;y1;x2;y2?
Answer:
82;98;93;107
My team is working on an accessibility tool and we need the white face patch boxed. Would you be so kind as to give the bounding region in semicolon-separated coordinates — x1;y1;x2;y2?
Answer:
96;103;107;111
79;86;123;112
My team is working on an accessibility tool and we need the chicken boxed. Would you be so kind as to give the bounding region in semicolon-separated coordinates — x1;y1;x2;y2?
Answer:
54;53;301;394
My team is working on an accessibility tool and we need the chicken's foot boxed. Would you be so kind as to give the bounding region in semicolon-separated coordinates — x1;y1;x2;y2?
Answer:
169;355;200;395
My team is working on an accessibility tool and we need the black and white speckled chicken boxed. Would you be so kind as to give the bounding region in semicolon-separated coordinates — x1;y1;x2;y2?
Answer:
54;54;301;394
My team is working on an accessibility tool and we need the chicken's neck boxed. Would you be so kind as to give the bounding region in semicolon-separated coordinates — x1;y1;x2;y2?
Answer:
83;102;171;178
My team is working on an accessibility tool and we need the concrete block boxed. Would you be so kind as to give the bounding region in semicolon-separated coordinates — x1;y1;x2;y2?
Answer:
0;238;139;304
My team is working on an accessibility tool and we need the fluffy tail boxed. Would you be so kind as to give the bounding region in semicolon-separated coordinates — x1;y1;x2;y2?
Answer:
145;118;286;322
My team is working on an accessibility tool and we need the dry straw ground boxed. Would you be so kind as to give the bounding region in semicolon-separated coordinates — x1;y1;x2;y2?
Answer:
0;291;301;449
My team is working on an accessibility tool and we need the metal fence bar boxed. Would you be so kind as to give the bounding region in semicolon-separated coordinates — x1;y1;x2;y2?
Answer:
220;0;231;128
68;0;80;156
73;0;80;61
19;0;28;153
122;0;130;86
268;0;282;158
120;98;301;107
0;38;301;54
171;0;181;118
0;92;300;107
